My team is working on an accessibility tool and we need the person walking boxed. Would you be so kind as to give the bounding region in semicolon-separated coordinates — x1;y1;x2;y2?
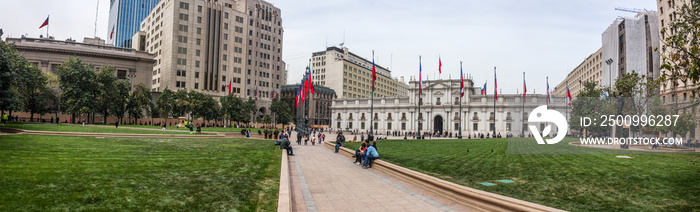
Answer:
1;113;7;126
115;120;119;128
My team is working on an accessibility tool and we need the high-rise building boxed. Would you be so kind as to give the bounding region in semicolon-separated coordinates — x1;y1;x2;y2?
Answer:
656;0;696;105
553;48;603;97
134;0;285;113
108;0;162;48
601;11;660;88
310;46;408;99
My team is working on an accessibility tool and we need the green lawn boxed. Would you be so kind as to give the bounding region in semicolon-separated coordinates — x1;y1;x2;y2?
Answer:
345;138;700;211
121;124;280;133
3;123;212;135
0;135;281;211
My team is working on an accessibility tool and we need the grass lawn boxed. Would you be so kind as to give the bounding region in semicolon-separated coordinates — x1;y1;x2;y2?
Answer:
345;138;700;211
121;124;280;133
3;123;212;135
0;135;281;211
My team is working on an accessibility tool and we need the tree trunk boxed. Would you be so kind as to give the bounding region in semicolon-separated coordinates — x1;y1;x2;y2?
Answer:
30;112;34;122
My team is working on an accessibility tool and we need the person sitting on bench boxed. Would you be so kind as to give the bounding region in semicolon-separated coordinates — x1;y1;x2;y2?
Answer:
353;143;368;165
362;144;379;169
335;132;346;153
282;135;294;156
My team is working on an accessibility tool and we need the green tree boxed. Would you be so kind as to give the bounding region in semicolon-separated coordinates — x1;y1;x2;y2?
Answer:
240;97;256;125
58;57;96;123
270;96;293;127
189;90;218;122
569;81;611;136
127;83;153;124
156;88;176;119
44;72;61;121
16;62;51;121
658;0;700;87
173;89;191;119
0;41;22;115
221;94;243;126
263;114;271;124
95;66;117;124
112;80;130;124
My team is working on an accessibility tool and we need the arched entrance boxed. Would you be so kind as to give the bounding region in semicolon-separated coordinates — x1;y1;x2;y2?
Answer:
434;115;443;134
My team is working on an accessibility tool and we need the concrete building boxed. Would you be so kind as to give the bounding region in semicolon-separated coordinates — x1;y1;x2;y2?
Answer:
310;46;409;98
108;0;162;48
331;79;567;136
7;36;155;90
135;0;285;115
601;11;660;88
553;48;603;97
281;84;336;127
656;0;697;105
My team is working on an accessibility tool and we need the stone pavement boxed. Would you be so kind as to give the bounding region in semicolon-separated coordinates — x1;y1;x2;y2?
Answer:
286;132;475;212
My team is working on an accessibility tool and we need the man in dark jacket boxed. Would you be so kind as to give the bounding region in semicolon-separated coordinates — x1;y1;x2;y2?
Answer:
282;135;294;155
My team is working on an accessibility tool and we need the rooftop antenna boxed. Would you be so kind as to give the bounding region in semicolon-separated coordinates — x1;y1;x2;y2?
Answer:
343;29;345;45
94;0;100;37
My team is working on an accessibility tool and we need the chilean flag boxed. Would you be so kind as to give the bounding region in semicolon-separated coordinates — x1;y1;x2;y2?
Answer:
228;79;232;95
460;63;464;97
547;81;551;104
110;26;115;40
494;70;498;99
438;56;442;74
372;51;376;92
481;81;487;95
523;78;527;103
39;16;49;29
295;90;300;107
308;67;314;95
567;86;572;106
419;57;423;95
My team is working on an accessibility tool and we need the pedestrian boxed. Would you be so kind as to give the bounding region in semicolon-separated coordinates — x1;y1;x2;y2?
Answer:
362;143;380;169
161;122;166;131
335;132;346;153
282;134;294;155
82;119;85;126
1;113;7;126
115;120;119;128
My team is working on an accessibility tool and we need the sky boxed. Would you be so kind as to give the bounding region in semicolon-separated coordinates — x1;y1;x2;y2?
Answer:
0;0;658;95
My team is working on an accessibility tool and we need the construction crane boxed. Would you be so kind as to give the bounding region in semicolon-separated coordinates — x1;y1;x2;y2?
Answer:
615;7;651;13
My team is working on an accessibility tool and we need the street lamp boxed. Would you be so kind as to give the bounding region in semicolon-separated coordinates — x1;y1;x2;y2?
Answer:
605;59;613;93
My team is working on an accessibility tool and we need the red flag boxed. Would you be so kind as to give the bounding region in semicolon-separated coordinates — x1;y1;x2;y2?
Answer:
372;50;376;92
39;16;49;29
460;62;464;97
494;69;498;99
228;79;232;95
308;68;315;95
438;56;442;74
523;77;527;103
110;26;115;39
567;86;572;106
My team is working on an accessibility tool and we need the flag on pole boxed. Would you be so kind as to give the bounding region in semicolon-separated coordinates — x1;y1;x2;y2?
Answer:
228;79;232;95
567;86;572;106
547;80;551;104
295;90;300;107
39;16;49;28
372;51;376;92
481;81;487;95
460;63;464;97
494;70;498;99
438;56;442;74
523;77;527;102
419;57;423;95
110;26;115;39
308;67;315;95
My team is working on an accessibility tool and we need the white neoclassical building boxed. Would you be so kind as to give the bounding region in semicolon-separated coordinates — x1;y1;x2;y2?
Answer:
331;79;568;137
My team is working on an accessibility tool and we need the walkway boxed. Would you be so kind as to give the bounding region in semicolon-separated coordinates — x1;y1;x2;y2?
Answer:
286;132;477;212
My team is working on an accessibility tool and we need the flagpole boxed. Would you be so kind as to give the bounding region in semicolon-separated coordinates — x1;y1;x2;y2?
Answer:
458;61;463;139
417;56;422;140
522;72;525;137
370;50;375;139
493;66;496;138
47;15;50;38
566;80;569;133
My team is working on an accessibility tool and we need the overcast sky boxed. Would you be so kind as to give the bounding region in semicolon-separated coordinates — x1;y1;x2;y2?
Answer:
1;0;657;95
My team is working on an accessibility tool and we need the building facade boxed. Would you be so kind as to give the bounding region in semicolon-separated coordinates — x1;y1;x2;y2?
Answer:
656;0;697;106
310;46;409;98
108;0;162;48
281;84;336;127
553;47;603;97
134;0;286;115
331;79;568;136
601;12;660;88
7;36;155;90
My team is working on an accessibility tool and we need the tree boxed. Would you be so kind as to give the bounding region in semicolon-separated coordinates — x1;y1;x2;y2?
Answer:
58;57;96;123
44;72;61;121
156;88;176;119
127;83;153;124
221;94;243;126
0;41;22;115
569;81;612;136
240;97;256;125
188;90;218;122
112;80;130;124
17;64;51;121
658;0;700;88
95;66;117;124
270;96;293;127
263;114;271;124
173;89;191;119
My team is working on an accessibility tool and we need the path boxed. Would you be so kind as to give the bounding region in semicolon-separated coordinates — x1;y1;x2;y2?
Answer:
286;132;477;212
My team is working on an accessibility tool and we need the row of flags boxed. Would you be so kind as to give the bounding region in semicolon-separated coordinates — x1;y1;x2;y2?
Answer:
295;62;316;107
40;15;116;41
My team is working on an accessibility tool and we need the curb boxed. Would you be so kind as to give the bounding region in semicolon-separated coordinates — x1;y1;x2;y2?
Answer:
277;150;292;212
0;128;226;138
323;142;565;212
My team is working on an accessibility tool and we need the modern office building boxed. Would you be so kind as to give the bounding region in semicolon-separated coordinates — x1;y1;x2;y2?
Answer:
281;84;336;127
553;47;603;97
134;0;286;115
331;79;567;136
108;0;162;48
7;36;155;90
310;46;409;98
601;11;660;88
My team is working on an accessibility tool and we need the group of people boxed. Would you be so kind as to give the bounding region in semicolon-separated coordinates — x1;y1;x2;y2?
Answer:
351;139;380;169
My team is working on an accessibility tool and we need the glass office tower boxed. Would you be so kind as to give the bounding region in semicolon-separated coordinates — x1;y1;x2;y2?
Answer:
108;0;161;48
